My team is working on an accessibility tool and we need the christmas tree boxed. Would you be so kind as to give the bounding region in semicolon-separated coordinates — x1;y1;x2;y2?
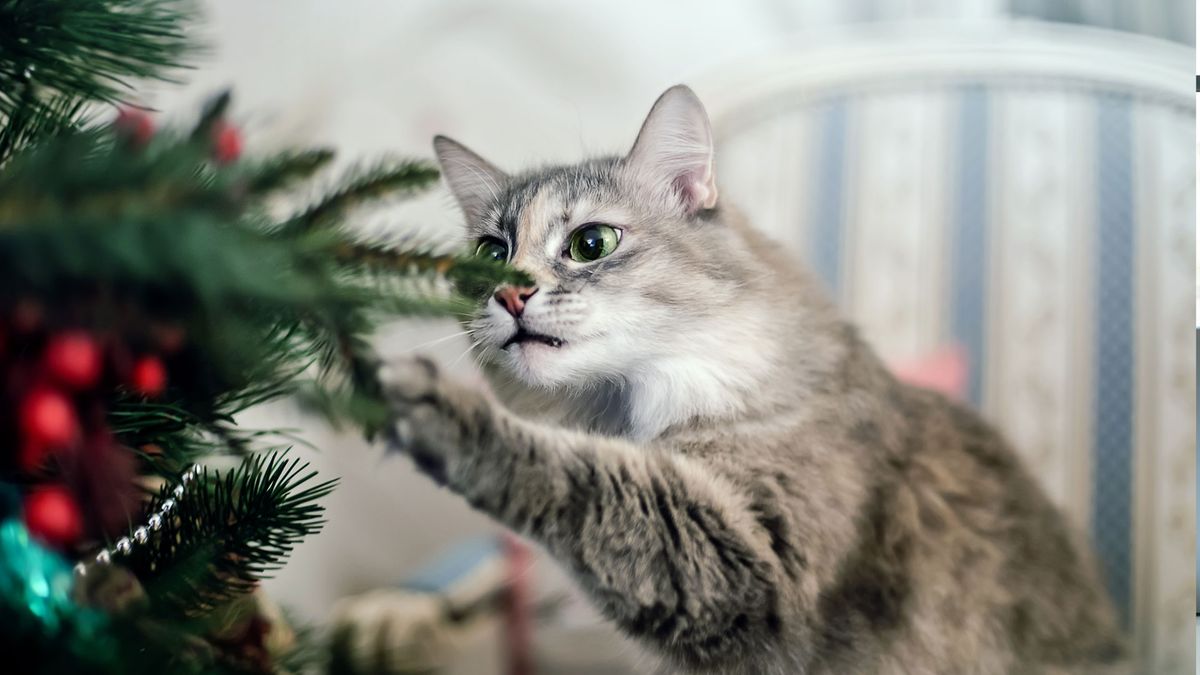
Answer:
0;1;524;673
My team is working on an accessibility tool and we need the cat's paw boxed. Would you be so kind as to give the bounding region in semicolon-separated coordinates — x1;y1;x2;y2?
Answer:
378;355;491;487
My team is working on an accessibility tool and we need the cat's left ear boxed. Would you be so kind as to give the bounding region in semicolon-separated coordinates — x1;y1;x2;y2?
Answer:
625;85;718;213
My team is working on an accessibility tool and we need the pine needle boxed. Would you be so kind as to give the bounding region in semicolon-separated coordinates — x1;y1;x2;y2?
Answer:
127;451;338;616
282;160;440;234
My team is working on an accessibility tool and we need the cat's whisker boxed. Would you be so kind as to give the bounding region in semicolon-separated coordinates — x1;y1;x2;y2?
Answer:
387;320;463;337
396;330;471;354
447;340;479;370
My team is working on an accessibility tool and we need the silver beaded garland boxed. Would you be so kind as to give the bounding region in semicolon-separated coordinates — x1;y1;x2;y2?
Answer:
74;464;199;577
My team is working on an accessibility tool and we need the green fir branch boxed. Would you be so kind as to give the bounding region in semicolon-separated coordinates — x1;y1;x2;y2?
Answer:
125;451;337;617
187;89;230;140
241;148;335;196
0;93;532;675
294;384;391;434
0;91;89;164
281;159;440;234
331;241;534;294
0;0;195;162
0;103;524;454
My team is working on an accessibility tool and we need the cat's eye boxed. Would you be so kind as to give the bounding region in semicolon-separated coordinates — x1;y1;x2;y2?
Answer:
474;237;508;262
567;223;621;262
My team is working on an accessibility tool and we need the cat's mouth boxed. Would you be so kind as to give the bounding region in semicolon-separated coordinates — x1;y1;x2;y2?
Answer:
502;328;565;350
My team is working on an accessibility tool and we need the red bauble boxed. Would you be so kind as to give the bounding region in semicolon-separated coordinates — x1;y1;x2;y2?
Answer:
212;121;243;164
43;331;103;390
130;356;167;397
113;107;156;147
24;485;84;549
19;388;79;450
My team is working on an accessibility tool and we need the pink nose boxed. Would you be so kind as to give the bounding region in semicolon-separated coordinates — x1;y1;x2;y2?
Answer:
494;286;538;318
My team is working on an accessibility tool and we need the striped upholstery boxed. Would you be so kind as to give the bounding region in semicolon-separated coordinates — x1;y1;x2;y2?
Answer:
706;27;1194;673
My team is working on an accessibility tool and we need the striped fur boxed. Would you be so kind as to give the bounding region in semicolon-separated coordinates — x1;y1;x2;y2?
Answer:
382;85;1126;674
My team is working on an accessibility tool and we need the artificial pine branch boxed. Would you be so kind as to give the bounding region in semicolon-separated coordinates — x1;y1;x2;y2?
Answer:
0;0;526;670
0;92;89;165
331;241;535;296
0;0;194;163
0;83;522;672
188;89;231;140
242;149;335;196
281;160;440;234
294;385;391;434
125;451;337;617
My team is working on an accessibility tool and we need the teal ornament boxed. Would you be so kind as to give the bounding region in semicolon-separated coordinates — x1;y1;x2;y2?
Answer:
0;518;103;640
0;518;75;631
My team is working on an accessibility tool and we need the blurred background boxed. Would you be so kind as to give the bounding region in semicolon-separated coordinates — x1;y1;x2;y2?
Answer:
140;1;1194;673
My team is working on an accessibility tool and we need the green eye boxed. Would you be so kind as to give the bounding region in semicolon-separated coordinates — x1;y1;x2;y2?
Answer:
568;223;621;262
474;237;508;262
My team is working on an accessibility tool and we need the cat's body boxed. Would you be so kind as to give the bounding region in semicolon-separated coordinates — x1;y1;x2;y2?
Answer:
380;85;1126;674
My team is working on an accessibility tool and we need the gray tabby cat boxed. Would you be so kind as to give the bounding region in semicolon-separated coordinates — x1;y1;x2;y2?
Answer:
380;85;1126;674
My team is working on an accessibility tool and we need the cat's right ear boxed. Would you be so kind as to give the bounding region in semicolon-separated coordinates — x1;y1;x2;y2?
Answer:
432;135;507;224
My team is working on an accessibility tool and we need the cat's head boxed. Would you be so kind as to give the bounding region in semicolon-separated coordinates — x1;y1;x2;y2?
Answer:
434;85;757;391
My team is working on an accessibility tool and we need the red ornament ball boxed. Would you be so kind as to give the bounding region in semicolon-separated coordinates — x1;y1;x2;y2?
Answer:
130;356;167;397
19;388;79;450
43;331;103;390
24;485;84;549
113;107;156;147
212;121;243;164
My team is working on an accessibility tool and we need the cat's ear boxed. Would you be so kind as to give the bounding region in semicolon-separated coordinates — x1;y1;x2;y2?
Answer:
432;135;508;224
625;85;718;213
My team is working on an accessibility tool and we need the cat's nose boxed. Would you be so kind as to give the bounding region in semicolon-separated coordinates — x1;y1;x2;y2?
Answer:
494;285;538;318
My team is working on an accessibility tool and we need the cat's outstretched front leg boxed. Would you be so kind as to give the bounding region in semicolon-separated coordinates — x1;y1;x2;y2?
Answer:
380;356;790;670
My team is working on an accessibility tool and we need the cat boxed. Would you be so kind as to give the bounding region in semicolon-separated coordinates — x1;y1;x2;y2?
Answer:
379;85;1127;674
